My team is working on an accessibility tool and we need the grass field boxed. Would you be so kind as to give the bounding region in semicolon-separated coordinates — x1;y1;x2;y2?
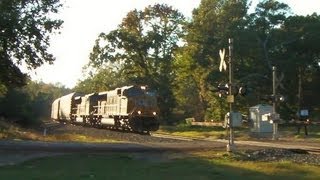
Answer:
1;121;320;179
0;121;118;143
159;123;320;141
2;119;320;143
0;152;319;180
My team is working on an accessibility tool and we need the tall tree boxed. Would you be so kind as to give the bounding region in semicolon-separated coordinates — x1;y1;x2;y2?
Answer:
235;0;291;109
247;0;290;70
0;0;63;96
74;66;126;94
174;0;248;120
276;13;320;117
89;4;185;121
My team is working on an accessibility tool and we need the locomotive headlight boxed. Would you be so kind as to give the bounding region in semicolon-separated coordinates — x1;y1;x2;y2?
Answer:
138;110;142;114
153;112;157;115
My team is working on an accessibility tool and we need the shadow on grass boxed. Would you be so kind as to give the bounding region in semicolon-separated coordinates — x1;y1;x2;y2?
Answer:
0;152;318;180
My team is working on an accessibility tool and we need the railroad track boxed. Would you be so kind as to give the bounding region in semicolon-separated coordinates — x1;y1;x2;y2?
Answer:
152;132;320;154
217;139;320;155
40;121;320;154
151;133;194;141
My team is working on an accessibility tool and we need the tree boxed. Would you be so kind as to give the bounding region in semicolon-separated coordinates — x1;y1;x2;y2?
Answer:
89;4;185;121
0;0;63;95
233;0;291;110
74;66;127;94
174;0;248;121
276;14;320;118
246;0;290;71
0;80;71;125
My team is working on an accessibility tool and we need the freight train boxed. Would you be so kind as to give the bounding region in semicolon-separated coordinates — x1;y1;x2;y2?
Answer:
51;85;160;133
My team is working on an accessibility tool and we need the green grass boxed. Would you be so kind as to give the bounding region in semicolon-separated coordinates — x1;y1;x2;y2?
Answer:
158;124;251;140
0;152;319;180
2;119;320;143
159;123;320;141
0;121;119;143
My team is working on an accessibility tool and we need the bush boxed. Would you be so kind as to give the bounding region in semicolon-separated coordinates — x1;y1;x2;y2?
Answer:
185;117;195;125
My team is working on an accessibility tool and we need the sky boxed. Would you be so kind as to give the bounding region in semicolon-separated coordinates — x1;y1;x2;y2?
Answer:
27;0;320;88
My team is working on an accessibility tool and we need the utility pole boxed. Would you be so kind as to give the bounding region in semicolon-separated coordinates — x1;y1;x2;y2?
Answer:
272;66;279;140
297;66;302;120
227;38;235;152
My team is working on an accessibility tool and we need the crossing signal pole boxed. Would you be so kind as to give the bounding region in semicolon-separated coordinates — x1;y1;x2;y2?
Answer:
227;38;235;152
272;66;279;140
260;66;284;140
218;38;241;152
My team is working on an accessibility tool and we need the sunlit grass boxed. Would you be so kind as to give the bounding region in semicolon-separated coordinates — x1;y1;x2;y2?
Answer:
42;133;119;143
159;124;251;140
158;122;320;141
0;121;119;143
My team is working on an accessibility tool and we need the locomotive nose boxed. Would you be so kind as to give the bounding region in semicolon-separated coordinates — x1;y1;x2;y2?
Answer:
135;106;158;116
132;95;158;117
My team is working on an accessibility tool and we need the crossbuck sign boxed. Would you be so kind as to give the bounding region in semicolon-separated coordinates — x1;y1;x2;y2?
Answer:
219;48;227;72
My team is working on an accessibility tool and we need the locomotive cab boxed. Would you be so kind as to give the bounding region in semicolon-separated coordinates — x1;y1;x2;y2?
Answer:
123;86;160;131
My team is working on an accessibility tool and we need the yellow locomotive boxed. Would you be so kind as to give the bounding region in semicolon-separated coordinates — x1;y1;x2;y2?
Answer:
51;85;160;133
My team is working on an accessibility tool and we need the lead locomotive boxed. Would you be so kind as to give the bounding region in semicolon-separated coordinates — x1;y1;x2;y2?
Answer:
51;85;160;133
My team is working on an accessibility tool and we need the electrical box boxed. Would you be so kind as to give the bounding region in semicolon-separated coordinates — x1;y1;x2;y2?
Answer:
224;111;242;128
249;104;273;133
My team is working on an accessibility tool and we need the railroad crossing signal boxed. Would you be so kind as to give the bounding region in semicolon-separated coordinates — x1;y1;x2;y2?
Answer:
275;72;285;89
217;39;235;152
215;83;247;97
219;48;227;72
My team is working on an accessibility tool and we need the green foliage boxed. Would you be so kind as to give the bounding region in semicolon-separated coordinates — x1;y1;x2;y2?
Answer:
0;0;63;93
0;83;8;98
174;0;320;121
0;80;71;126
277;13;320;118
81;1;320;123
87;4;185;121
74;66;126;94
173;0;248;121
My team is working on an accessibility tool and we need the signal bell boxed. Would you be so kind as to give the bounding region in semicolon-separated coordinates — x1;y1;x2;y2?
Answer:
238;85;247;96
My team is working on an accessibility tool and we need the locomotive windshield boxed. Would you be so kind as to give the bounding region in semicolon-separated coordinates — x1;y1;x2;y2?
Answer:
123;86;144;97
123;86;156;97
136;96;157;107
123;86;158;108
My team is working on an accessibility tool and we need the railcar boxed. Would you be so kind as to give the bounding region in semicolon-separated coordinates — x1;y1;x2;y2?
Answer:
50;92;83;122
51;85;160;132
